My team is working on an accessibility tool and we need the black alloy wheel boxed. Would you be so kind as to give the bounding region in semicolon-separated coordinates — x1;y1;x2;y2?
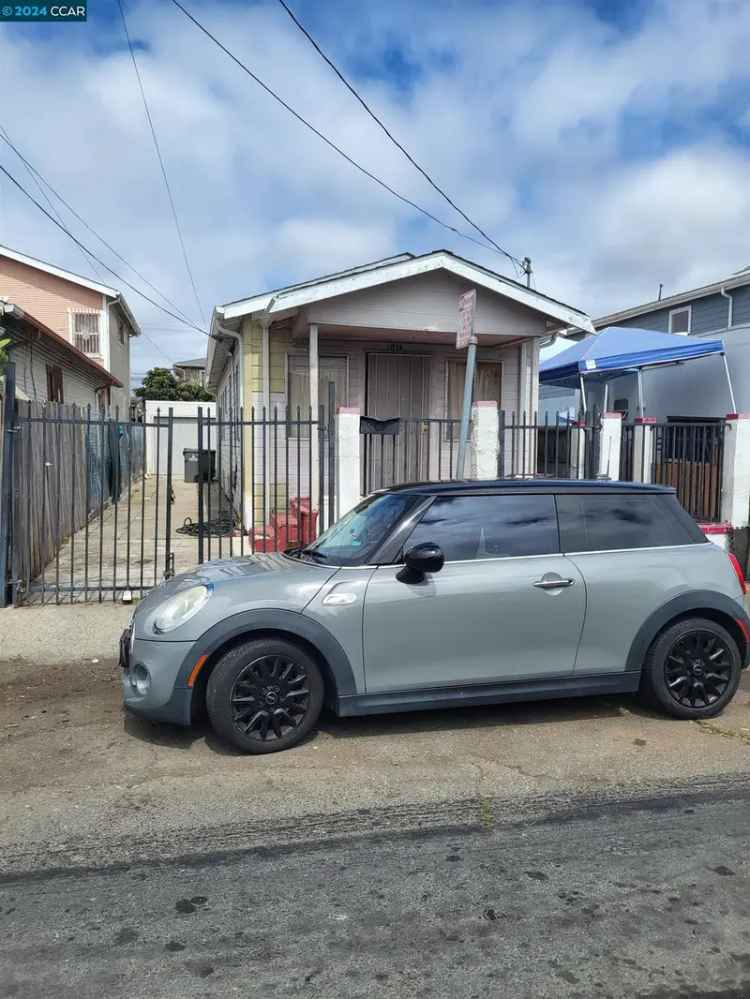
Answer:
640;616;741;720
664;630;732;709
230;654;310;741
206;638;325;753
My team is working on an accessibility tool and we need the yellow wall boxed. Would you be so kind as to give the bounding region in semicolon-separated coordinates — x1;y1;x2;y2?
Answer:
240;319;294;531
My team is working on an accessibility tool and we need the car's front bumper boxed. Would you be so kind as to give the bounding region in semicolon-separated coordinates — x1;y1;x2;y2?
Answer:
120;629;195;727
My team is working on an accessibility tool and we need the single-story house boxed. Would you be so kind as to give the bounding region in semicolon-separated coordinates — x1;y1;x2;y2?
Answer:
1;299;122;409
207;249;593;535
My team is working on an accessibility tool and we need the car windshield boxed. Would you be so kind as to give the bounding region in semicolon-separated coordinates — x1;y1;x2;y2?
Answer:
298;492;423;566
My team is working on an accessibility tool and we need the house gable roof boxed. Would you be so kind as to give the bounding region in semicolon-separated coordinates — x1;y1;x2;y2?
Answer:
219;250;594;333
0;243;141;336
594;267;750;329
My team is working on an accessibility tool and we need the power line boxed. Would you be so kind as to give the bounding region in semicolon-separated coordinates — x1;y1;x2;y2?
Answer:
0;160;211;336
117;0;207;325
168;0;518;263
0;124;108;283
274;0;523;273
0;128;199;328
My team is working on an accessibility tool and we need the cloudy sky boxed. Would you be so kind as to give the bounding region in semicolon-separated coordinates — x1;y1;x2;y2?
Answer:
1;0;749;383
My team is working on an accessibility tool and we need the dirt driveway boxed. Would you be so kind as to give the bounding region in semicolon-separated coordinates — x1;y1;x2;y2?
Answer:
2;627;749;878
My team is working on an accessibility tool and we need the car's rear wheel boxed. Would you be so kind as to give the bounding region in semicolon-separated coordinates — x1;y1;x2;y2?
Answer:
640;617;742;719
206;637;324;753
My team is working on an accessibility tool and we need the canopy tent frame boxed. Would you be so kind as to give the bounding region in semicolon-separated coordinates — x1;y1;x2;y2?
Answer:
540;326;735;417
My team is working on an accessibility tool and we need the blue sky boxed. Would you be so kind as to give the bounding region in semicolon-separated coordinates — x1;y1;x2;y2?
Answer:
1;0;749;380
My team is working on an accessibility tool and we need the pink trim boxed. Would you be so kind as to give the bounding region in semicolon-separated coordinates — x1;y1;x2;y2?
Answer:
473;400;498;408
725;413;750;420
634;417;656;424
337;406;360;415
698;522;731;535
603;411;624;419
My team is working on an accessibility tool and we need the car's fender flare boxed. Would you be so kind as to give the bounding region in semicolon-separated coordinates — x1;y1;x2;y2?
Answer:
177;608;358;701
626;590;750;670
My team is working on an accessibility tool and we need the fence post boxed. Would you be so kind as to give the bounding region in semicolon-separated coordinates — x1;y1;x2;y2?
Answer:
336;406;361;517
720;414;750;540
598;411;623;480
0;362;17;608
469;401;499;480
632;417;655;482
569;422;587;479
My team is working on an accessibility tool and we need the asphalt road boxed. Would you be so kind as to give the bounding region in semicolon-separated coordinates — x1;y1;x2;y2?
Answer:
2;779;750;999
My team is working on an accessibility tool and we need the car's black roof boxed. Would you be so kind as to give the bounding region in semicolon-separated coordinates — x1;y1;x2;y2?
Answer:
386;479;676;496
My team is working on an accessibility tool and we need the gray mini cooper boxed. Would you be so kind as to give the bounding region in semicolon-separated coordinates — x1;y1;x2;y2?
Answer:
121;480;750;753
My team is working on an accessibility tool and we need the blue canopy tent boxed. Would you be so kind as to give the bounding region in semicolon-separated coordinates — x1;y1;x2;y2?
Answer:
539;326;734;416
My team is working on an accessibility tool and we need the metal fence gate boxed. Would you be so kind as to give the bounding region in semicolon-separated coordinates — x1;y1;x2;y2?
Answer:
619;421;724;522
3;398;335;606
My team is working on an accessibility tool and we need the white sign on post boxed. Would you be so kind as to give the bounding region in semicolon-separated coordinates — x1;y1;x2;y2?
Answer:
457;289;477;349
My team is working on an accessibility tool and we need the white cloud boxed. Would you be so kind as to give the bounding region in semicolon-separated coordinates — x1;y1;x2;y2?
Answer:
1;0;749;377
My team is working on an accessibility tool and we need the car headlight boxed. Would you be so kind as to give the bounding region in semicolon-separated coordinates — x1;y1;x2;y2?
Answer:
153;584;211;634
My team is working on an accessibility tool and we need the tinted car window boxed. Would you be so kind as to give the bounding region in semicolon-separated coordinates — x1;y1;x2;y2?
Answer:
556;493;707;553
404;494;559;562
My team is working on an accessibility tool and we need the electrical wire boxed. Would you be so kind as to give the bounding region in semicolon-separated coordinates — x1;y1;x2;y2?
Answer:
0;160;210;337
0;124;108;283
117;0;207;326
274;0;523;274
0;128;199;328
168;0;518;263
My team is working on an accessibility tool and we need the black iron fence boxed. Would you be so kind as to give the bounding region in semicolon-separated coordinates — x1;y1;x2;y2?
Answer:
361;417;461;493
500;411;601;479
4;402;335;605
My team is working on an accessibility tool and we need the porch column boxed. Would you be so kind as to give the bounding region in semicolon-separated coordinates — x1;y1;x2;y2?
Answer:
261;318;271;520
632;416;655;483
336;406;361;516
598;411;623;480
469;401;499;480
309;323;320;519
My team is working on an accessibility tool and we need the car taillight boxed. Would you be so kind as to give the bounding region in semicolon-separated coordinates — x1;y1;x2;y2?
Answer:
728;553;747;595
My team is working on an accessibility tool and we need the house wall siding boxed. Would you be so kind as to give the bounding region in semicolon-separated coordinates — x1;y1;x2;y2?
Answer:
107;303;132;413
0;256;102;337
10;339;106;408
732;286;750;326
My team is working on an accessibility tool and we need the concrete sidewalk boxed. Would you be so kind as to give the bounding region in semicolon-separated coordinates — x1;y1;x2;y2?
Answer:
1;603;131;665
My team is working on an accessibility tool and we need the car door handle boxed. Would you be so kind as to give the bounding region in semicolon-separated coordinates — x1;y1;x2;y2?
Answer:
533;578;574;589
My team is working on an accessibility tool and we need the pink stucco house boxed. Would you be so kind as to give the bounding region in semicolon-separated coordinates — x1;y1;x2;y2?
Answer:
0;244;140;412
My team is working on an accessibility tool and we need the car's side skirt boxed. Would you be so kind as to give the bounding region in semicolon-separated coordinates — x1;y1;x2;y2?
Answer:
336;671;641;718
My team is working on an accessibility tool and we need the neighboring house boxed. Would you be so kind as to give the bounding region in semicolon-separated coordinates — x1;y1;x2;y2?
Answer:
540;265;750;421
208;249;593;529
173;356;207;387
589;266;750;421
0;244;140;412
0;300;122;408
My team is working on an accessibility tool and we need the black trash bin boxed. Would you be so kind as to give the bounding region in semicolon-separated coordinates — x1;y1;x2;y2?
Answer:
183;448;215;482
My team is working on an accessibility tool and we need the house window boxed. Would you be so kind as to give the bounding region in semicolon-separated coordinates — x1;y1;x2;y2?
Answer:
288;355;348;436
117;319;125;345
46;364;64;403
73;311;101;354
446;360;502;420
668;306;691;335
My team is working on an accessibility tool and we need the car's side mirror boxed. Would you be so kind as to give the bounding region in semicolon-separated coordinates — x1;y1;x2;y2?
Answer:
396;542;445;583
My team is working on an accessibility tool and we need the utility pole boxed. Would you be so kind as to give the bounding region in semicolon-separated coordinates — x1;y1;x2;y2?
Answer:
521;257;532;288
658;283;663;301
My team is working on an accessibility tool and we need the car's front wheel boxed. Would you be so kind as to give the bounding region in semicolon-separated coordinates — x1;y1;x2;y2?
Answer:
640;617;742;719
206;637;324;753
